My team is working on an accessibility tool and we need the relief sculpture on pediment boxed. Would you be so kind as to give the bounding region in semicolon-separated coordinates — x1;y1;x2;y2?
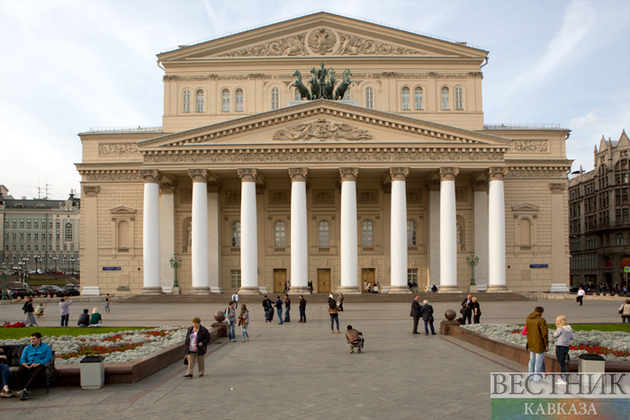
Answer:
308;28;337;55
218;33;308;57
272;118;372;141
335;32;425;56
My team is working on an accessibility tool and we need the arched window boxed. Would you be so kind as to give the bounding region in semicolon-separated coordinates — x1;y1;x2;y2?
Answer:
407;220;417;246
319;220;329;247
274;221;285;247
415;87;423;110
196;90;204;112
235;89;243;112
64;223;73;242
454;86;463;110
271;87;279;110
362;220;374;246
401;87;410;110
441;87;450;110
222;89;230;112
231;222;241;247
365;87;374;109
182;89;190;113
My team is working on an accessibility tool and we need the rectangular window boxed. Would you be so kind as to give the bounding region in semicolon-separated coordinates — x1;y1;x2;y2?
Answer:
407;268;418;285
230;270;241;289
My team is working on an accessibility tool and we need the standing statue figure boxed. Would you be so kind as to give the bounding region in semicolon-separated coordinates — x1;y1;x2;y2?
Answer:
334;69;353;100
316;63;328;99
308;67;320;100
289;70;311;100
324;68;336;100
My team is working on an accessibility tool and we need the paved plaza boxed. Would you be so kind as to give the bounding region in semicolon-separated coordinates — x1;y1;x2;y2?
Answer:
0;297;626;419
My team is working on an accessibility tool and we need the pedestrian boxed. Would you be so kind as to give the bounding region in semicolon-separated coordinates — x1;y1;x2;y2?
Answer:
22;297;36;327
576;287;585;305
183;317;211;378
283;281;289;293
298;295;307;323
104;293;111;313
410;295;422;334
346;325;364;353
0;347;14;398
239;305;250;342
328;292;335;305
461;294;472;324
262;295;274;322
275;296;284;325
77;309;89;327
337;292;344;311
90;308;102;326
284;294;291;322
526;306;548;381
367;282;372;293
16;332;53;400
552;315;574;385
471;297;482;324
420;299;436;335
620;299;630;323
231;292;239;309
225;301;236;341
34;302;47;318
59;297;73;327
372;283;379;293
364;281;368;293
308;281;313;294
329;299;340;333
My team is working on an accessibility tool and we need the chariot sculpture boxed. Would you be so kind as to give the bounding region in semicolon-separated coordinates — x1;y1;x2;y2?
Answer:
291;65;354;101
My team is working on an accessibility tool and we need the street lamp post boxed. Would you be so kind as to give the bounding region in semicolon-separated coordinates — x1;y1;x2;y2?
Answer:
169;252;182;295
34;255;42;274
1;263;10;300
21;258;29;284
68;258;76;275
466;250;480;292
52;257;59;273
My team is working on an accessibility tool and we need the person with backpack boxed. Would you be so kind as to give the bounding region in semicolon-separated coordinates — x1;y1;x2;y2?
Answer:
262;295;273;322
329;299;340;333
225;302;236;342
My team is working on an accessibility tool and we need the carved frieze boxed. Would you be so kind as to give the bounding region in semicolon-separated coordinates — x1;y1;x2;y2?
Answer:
505;168;568;179
455;187;469;202
180;189;192;204
226;191;241;204
336;32;424;56
99;143;140;156
269;190;290;204
218;33;308;57
82;172;142;182
273;118;372;141
358;189;379;204
308;28;337;55
407;190;422;203
511;141;549;153
313;190;334;204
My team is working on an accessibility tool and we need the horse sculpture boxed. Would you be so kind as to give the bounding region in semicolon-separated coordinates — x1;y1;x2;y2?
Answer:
308;67;320;99
289;70;311;100
323;68;336;100
334;69;353;100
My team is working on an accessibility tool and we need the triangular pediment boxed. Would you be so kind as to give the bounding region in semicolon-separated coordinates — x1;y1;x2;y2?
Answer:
512;203;540;213
158;12;487;62
137;100;510;151
110;206;137;215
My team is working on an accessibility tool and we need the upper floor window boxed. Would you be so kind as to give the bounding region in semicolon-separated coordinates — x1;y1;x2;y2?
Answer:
271;88;279;110
365;87;374;109
407;220;417;246
343;91;350;100
616;233;624;246
274;221;286;247
196;90;204;113
294;89;301;101
401;87;410;110
56;220;60;229
441;87;450;110
65;223;73;242
182;89;191;113
222;89;230;112
362;220;374;246
415;87;423;110
235;89;243;112
454;86;463;110
231;222;240;247
27;221;31;229
34;220;39;229
20;221;24;228
318;220;329;247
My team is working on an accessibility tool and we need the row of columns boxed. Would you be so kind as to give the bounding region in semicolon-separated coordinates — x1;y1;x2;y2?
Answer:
141;166;508;294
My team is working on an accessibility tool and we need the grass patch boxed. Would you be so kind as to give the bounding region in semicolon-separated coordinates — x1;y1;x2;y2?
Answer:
0;327;149;340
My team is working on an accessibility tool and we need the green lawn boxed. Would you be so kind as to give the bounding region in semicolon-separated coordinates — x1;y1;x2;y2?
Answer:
0;327;149;340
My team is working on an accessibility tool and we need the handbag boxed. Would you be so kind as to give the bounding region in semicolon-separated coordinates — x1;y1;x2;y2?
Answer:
620;305;625;314
428;315;434;323
183;355;188;365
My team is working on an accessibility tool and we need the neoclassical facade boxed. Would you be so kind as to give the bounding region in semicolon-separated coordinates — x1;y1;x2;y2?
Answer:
76;12;571;295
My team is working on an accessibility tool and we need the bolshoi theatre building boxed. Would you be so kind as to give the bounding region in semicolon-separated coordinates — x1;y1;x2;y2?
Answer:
76;12;571;296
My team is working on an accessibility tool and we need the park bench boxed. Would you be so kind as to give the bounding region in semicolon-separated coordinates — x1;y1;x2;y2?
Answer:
0;344;58;393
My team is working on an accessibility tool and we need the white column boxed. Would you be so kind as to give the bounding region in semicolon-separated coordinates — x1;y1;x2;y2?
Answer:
389;167;410;293
473;180;489;292
339;168;360;293
238;169;260;294
439;167;460;293
189;169;210;294
142;170;162;294
289;168;309;294
159;183;176;294
207;181;223;293
488;167;509;292
427;179;440;290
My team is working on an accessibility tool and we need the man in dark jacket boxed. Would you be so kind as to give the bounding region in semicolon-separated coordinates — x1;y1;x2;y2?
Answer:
526;306;548;381
183;317;211;378
420;300;436;335
298;295;307;323
262;296;273;322
284;294;291;322
77;309;89;327
461;294;472;325
346;325;364;353
410;296;422;334
275;296;284;325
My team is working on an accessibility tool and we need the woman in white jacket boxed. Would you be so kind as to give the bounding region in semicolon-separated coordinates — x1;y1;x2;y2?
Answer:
620;299;630;324
553;315;574;385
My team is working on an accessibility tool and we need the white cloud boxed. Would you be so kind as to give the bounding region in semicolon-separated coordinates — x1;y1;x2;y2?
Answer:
569;111;609;128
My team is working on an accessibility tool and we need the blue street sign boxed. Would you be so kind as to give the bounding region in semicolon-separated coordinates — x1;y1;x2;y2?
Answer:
102;267;121;271
529;264;549;269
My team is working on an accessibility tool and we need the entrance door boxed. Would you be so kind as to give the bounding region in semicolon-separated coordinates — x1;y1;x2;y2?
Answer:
362;268;376;291
317;269;331;293
273;269;287;294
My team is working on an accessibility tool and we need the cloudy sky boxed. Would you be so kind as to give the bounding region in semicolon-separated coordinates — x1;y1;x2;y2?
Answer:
0;0;628;199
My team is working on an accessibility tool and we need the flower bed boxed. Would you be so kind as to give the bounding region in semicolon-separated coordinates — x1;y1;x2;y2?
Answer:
462;324;630;362
0;327;187;365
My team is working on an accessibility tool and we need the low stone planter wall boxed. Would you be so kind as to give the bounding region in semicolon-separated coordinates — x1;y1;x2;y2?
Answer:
447;324;630;373
56;322;226;386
